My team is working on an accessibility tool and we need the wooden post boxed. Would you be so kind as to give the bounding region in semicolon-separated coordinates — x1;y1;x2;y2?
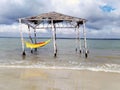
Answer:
19;19;26;55
34;28;37;51
28;26;34;43
78;26;82;53
75;28;78;52
51;20;57;57
75;26;81;53
83;21;88;58
28;25;33;53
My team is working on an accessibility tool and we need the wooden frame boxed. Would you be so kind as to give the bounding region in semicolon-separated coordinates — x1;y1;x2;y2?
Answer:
19;12;88;58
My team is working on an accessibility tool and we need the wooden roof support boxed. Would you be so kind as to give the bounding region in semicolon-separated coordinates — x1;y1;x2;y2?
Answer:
28;25;34;53
19;19;26;56
19;12;88;58
51;20;57;57
34;28;37;51
75;25;82;54
28;25;33;43
83;21;88;58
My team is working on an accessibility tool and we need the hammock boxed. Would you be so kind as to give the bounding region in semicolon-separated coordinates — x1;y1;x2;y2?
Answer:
24;39;51;49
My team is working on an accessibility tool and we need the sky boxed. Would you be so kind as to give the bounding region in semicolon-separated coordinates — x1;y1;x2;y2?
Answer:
0;0;120;38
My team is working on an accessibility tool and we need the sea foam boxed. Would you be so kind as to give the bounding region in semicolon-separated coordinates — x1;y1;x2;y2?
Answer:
0;63;120;73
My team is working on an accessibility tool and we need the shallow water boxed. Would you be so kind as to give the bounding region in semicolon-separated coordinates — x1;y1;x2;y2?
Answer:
0;38;120;73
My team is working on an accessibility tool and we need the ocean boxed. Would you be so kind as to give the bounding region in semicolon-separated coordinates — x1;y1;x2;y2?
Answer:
0;37;120;73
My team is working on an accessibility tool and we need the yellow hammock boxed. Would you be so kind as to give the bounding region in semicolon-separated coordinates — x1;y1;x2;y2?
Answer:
24;39;51;49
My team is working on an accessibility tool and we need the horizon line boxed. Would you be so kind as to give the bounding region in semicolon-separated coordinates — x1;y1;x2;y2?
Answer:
0;36;120;40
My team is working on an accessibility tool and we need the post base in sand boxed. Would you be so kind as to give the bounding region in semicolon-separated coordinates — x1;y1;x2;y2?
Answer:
35;48;37;51
85;50;89;58
85;53;88;58
54;53;57;57
75;48;77;52
22;51;26;56
79;50;82;54
31;50;33;53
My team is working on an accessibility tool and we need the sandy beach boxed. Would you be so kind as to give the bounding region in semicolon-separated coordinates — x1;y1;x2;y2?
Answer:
0;0;120;89
0;68;119;90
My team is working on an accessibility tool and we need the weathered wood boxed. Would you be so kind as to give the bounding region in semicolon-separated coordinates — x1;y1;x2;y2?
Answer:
34;28;37;51
83;21;88;58
19;12;88;58
19;19;26;55
20;12;87;29
36;27;75;29
78;26;82;54
28;26;34;43
51;20;57;57
75;26;82;53
28;26;33;53
75;28;78;52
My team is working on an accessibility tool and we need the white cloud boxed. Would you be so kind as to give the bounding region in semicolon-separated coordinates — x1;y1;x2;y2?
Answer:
0;23;18;32
57;28;75;35
0;0;120;38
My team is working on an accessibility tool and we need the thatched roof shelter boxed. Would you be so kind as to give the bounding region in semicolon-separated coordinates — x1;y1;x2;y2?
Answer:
20;12;87;28
19;12;88;58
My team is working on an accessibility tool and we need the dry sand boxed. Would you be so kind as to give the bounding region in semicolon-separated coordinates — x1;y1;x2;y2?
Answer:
0;68;120;90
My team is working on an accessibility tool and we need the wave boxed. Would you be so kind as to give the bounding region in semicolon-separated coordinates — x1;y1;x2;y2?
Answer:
0;63;120;73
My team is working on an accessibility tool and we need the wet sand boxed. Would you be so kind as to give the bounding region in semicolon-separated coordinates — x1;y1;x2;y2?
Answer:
0;68;120;90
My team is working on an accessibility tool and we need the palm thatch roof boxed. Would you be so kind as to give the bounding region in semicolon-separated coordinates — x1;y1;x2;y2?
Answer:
20;12;87;28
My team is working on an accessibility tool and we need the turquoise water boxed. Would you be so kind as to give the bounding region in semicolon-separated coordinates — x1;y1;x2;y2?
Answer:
0;38;120;73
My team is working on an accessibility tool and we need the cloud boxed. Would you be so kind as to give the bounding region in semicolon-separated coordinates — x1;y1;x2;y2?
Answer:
0;0;52;24
0;0;120;38
0;23;48;37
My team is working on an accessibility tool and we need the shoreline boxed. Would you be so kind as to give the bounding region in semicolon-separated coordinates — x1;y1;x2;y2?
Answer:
0;65;120;74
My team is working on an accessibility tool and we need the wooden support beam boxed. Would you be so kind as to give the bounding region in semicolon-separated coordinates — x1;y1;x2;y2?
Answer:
75;28;78;52
78;26;82;53
75;26;82;53
83;21;88;58
19;19;26;56
34;28;37;51
36;26;75;29
28;25;33;53
51;20;57;57
28;26;34;43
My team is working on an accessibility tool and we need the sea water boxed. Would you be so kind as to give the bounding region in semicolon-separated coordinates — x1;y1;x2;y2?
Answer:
0;38;120;73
